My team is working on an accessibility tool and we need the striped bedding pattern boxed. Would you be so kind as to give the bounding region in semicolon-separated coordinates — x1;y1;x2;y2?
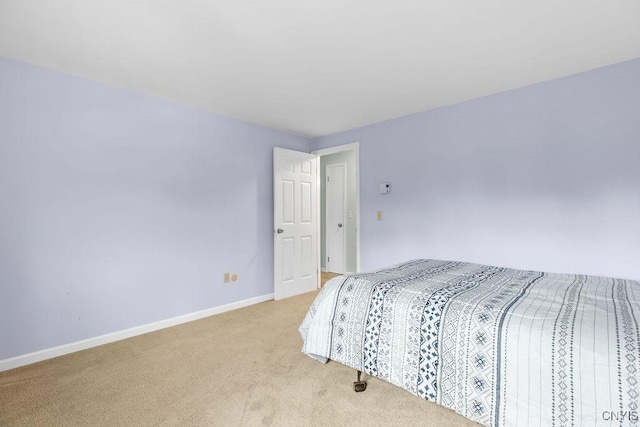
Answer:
299;259;640;426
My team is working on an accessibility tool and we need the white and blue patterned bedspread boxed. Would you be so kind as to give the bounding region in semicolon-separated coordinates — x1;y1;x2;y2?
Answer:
299;259;640;426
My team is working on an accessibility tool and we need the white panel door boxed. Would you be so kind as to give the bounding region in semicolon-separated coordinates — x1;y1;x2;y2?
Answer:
274;147;318;300
326;163;346;274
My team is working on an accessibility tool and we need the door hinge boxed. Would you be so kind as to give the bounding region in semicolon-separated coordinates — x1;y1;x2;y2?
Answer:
327;256;330;263
327;176;330;182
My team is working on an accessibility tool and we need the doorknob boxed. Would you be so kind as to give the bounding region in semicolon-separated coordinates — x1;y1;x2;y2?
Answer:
338;223;343;228
276;228;284;234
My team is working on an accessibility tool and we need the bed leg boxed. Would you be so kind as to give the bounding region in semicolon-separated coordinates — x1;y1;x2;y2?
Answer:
353;370;367;392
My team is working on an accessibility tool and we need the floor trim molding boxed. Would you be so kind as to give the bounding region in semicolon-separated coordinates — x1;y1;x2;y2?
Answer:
0;293;274;372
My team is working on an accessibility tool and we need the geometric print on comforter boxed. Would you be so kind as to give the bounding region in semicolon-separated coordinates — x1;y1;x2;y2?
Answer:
299;259;640;426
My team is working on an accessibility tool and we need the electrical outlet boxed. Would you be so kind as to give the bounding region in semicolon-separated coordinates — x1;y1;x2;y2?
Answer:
224;273;230;283
377;211;382;221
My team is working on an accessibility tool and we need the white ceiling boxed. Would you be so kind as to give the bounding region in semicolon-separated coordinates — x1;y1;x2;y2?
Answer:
1;1;639;138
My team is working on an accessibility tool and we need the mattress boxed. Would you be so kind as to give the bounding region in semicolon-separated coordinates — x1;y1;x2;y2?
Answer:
299;259;640;426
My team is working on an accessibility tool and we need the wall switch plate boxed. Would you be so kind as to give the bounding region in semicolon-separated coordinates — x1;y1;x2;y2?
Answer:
377;211;382;220
224;273;230;283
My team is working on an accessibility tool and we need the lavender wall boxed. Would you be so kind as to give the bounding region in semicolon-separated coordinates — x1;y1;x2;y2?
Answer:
2;55;639;363
0;57;309;360
313;59;640;281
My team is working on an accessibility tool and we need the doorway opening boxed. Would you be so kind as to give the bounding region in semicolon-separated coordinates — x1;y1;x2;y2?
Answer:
272;142;359;299
313;142;360;281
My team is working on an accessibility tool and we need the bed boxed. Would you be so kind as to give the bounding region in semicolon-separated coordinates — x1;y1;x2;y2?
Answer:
299;259;640;426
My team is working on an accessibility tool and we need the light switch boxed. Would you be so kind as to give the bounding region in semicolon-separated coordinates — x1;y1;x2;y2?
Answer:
377;211;382;221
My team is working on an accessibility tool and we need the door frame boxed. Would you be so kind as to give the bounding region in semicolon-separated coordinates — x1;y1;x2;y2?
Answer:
312;141;361;285
325;161;347;274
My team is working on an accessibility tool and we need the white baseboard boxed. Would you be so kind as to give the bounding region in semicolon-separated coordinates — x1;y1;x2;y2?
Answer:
0;293;274;372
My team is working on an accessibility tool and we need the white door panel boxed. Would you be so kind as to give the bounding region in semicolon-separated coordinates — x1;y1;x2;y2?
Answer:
326;163;346;274
274;147;318;300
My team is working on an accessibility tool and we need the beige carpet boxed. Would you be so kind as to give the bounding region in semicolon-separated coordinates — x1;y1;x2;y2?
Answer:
0;291;479;426
320;272;341;287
